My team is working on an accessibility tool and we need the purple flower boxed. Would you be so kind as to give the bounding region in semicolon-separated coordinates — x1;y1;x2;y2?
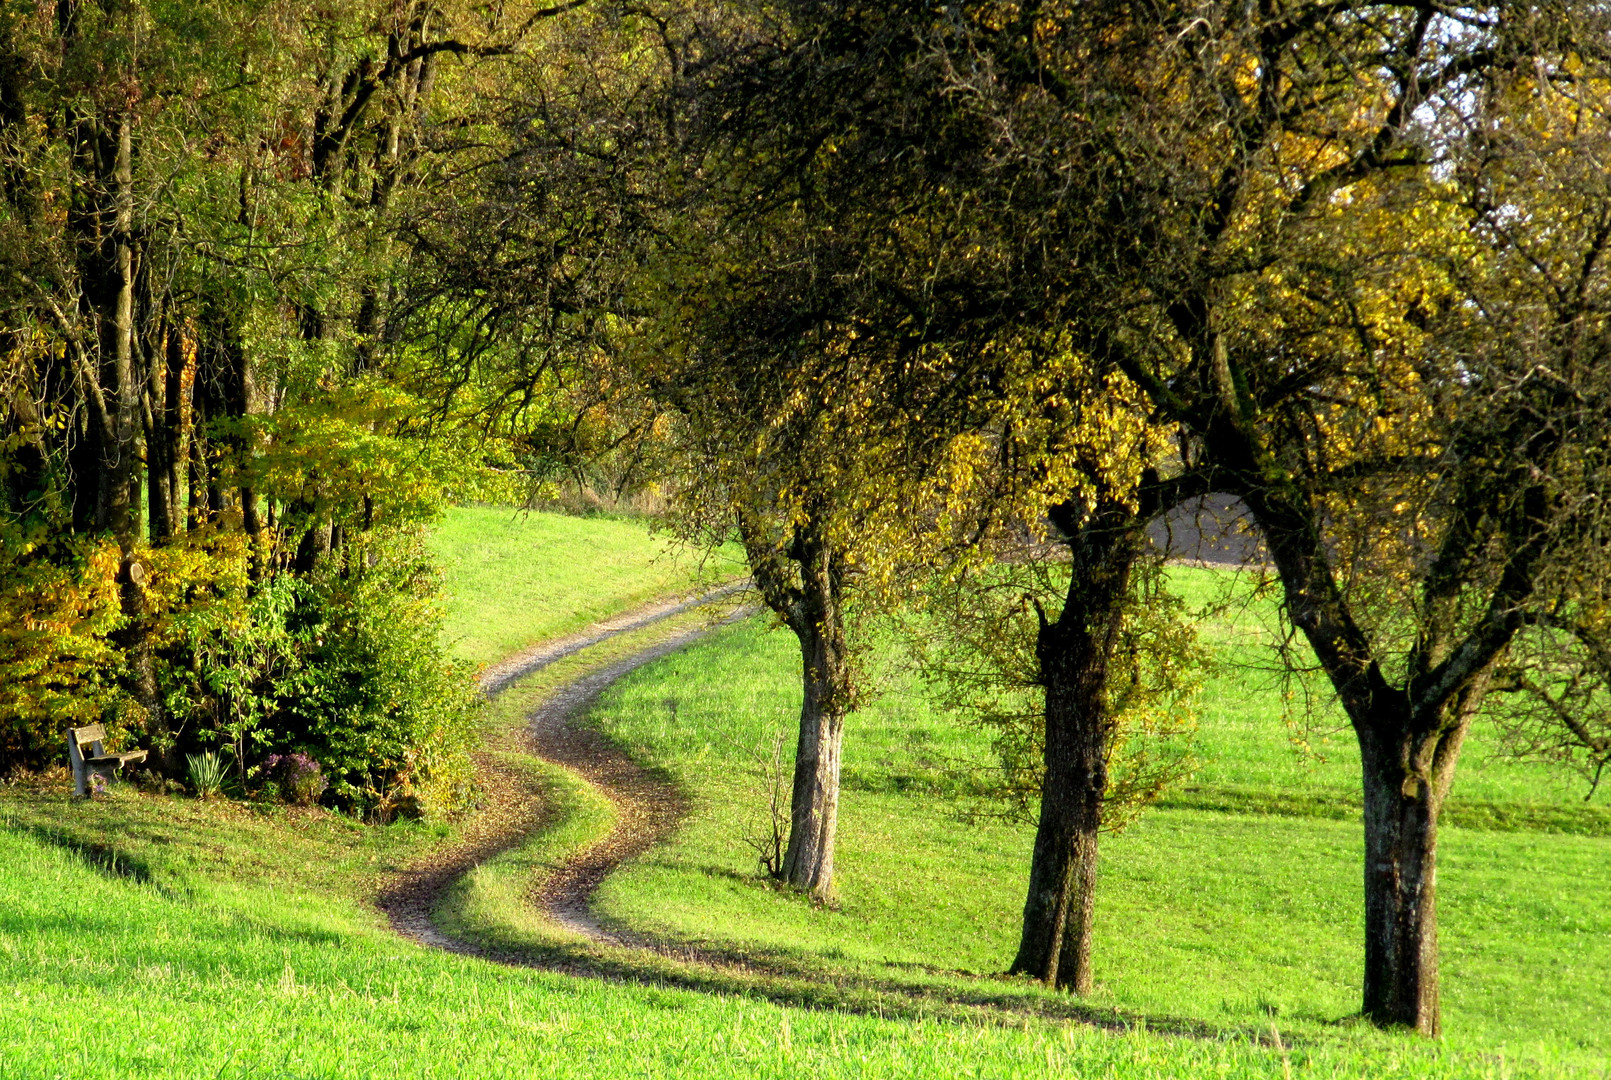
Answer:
258;751;328;806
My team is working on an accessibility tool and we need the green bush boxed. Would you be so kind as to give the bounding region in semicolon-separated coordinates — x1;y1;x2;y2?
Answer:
272;530;481;819
0;523;482;819
175;527;481;820
3;519;476;825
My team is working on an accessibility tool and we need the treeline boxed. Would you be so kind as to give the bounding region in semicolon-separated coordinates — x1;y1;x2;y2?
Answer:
6;0;1611;1042
0;0;568;815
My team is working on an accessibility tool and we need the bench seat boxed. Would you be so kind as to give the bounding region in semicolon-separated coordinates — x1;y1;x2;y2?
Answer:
69;724;147;797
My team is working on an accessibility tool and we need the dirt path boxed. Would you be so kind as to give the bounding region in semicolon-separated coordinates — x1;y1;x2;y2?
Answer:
379;588;750;953
478;580;751;696
519;613;750;940
377;585;1231;1036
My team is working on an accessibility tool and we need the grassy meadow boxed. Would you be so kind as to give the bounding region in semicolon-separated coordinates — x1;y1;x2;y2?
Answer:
572;566;1611;1072
0;782;1572;1080
429;504;742;667
2;519;1606;1078
4;803;1275;1080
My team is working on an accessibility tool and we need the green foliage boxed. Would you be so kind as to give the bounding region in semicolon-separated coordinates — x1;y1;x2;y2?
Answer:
184;752;225;799
172;527;481;819
274;530;481;819
0;520;479;818
915;558;1209;829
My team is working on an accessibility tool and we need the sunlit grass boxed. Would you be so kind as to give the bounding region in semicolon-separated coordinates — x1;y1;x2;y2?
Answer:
429;504;743;667
3;536;1603;1077
2;794;1580;1078
577;576;1611;1072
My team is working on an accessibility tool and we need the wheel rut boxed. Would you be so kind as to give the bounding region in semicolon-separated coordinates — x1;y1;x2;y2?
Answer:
378;585;750;956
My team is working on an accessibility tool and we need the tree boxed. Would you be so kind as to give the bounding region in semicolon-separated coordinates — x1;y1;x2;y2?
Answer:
913;361;1210;992
656;0;1225;975
916;0;1611;1033
0;0;553;797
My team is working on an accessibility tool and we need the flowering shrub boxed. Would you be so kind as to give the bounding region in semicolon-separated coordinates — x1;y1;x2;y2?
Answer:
258;752;328;806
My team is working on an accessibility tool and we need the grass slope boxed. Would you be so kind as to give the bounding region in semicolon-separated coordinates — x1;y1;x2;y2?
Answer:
429;505;742;667
2;522;1601;1077
2;814;1297;1080
573;568;1611;1074
0;762;1558;1079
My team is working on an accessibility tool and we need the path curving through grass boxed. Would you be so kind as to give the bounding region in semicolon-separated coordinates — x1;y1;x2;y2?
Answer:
381;585;754;960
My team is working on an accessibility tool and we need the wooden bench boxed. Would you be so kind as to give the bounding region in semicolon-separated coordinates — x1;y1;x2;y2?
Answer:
68;724;148;798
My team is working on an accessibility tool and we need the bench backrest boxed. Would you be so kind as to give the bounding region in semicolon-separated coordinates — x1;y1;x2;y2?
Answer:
69;724;107;748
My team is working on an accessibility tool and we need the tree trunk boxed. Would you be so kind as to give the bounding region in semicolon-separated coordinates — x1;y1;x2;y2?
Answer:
4;361;51;526
293;515;332;573
1010;499;1140;993
146;321;188;544
68;406;103;533
737;510;854;902
1356;716;1468;1035
97;112;167;755
1234;460;1484;1037
780;612;848;898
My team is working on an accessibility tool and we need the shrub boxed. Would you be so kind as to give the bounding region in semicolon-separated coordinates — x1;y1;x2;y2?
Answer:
0;536;122;775
174;526;480;820
0;520;480;821
186;752;226;798
257;752;327;806
271;529;481;819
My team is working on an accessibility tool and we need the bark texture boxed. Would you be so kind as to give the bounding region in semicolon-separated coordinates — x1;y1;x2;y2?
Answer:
1010;498;1144;993
738;510;854;901
1356;713;1468;1034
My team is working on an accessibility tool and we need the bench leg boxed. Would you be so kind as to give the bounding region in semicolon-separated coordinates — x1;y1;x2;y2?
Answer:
69;739;87;798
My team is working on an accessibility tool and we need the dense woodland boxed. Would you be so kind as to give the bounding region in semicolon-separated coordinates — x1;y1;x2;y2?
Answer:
3;0;1611;1041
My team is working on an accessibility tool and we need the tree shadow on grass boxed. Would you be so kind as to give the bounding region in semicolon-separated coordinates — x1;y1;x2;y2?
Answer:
8;819;158;885
448;913;1268;1044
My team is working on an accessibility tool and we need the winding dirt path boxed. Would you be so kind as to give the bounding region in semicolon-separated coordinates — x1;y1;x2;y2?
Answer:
478;580;751;696
520;611;751;940
375;582;1235;1037
378;585;750;954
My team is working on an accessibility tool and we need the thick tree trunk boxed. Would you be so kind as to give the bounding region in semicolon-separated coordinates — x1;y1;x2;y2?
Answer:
780;615;848;898
68;407;103;533
1010;499;1140;993
1356;717;1467;1034
1235;455;1481;1037
1012;783;1101;992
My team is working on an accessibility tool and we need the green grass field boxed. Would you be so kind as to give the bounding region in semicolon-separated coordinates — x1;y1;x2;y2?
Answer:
570;567;1611;1074
0;781;1575;1079
428;504;742;667
3;526;1606;1078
